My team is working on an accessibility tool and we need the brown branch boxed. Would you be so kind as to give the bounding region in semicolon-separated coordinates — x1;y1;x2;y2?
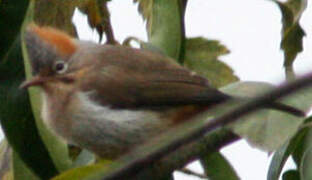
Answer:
101;1;117;44
101;72;312;180
177;0;188;64
131;129;239;179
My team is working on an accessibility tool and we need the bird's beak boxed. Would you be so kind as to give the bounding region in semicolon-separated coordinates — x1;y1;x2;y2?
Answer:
19;76;46;89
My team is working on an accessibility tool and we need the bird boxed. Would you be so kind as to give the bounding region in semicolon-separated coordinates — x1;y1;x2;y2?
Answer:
20;24;304;159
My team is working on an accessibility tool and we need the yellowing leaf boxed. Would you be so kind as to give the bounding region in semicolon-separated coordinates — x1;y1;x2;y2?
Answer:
53;161;111;180
200;152;239;180
272;0;307;67
184;37;238;88
78;0;111;42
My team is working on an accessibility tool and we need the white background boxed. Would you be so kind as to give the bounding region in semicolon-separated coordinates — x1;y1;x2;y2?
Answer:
1;0;311;180
73;1;312;179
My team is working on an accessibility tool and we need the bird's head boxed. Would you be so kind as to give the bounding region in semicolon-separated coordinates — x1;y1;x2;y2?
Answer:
20;24;90;94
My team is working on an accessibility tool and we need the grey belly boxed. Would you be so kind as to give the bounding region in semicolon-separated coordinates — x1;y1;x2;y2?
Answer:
69;110;168;159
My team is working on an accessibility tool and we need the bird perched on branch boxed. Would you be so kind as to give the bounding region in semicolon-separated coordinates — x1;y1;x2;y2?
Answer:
20;24;304;159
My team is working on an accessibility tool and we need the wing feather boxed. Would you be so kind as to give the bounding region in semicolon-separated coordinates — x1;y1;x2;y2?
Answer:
80;46;230;109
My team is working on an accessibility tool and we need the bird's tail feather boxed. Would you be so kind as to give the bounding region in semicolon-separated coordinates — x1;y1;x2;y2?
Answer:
222;94;305;117
265;102;305;117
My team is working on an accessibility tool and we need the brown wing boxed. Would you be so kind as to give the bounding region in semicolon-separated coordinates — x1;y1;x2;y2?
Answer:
81;46;230;109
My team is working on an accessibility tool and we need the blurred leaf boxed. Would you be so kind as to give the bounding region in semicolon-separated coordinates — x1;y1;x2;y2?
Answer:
53;161;111;180
0;140;12;180
0;172;12;180
35;0;115;43
134;0;183;59
78;0;110;42
12;151;39;180
282;170;300;180
293;135;312;169
300;145;312;180
34;0;80;36
294;119;312;179
272;0;307;67
221;81;311;151
200;152;239;180
21;0;73;172
134;0;152;22
0;0;29;60
267;125;308;180
163;174;174;180
184;37;238;88
0;1;59;178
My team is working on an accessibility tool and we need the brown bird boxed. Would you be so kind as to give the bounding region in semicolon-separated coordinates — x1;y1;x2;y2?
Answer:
20;25;304;159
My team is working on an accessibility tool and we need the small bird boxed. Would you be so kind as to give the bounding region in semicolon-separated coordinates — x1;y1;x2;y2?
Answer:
20;24;304;159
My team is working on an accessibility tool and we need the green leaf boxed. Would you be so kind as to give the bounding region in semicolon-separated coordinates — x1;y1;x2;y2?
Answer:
0;0;29;61
34;0;115;39
134;0;183;59
300;145;312;180
21;0;73;172
0;1;59;178
282;170;300;180
184;37;238;88
272;0;307;67
12;151;39;180
292;128;312;169
200;152;239;180
134;0;152;22
267;126;308;180
0;6;59;178
221;81;311;151
52;161;111;180
78;0;111;42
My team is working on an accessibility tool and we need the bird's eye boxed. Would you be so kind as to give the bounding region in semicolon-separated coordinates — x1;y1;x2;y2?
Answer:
53;60;68;74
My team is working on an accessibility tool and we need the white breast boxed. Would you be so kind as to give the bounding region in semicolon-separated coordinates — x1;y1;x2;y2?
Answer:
77;92;161;125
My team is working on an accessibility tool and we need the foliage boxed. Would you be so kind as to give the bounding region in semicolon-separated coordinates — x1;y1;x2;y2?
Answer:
200;152;239;180
0;0;310;179
273;0;307;67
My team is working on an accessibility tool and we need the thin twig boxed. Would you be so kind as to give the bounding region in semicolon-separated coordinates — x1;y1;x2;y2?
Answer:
179;168;207;179
132;129;239;179
102;73;312;180
285;65;296;81
101;1;117;44
178;0;188;64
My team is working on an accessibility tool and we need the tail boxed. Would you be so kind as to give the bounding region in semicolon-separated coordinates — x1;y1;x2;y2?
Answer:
181;89;305;117
223;95;305;117
265;102;305;117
